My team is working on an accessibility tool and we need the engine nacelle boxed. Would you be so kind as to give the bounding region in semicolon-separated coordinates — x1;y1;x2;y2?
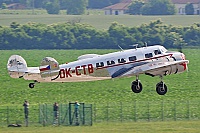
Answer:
146;61;188;76
39;57;60;80
169;63;187;74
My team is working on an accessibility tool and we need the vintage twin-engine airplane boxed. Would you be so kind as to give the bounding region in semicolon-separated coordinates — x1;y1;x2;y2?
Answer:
7;45;189;95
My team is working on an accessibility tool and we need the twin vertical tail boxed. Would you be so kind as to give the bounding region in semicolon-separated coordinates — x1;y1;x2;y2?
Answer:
7;55;28;78
39;57;60;80
7;55;60;81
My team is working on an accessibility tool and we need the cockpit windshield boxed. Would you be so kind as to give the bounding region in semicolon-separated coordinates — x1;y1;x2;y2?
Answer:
159;46;167;53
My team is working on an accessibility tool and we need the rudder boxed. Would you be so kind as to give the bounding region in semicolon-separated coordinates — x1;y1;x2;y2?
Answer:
7;55;28;78
39;57;60;80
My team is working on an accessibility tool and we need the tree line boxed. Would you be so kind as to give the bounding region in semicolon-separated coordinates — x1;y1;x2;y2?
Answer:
128;0;195;15
0;0;120;15
1;0;120;9
0;19;199;50
0;0;196;15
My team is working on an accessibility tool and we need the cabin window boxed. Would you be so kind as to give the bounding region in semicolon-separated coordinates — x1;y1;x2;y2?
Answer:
154;50;161;55
107;60;115;65
145;53;153;58
129;56;137;61
96;62;104;68
118;58;126;63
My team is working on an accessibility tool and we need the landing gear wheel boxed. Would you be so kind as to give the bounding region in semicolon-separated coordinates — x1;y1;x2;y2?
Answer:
156;82;167;95
29;83;35;89
131;80;143;93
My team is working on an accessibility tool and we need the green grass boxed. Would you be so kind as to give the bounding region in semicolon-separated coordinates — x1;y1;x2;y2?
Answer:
0;9;48;15
0;48;199;105
1;121;200;133
0;13;199;29
0;48;200;131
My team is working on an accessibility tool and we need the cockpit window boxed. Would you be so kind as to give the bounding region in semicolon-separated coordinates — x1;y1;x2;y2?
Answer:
159;46;167;53
154;50;161;55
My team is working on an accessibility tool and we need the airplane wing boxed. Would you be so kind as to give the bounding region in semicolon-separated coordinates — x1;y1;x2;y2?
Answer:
120;60;189;77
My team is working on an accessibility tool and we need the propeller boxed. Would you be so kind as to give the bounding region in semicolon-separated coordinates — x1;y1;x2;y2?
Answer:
178;46;183;53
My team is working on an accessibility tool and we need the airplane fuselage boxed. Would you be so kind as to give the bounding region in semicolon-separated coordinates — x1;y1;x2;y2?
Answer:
34;45;183;82
7;45;189;94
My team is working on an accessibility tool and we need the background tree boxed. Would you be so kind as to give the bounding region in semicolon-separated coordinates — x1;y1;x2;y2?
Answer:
1;20;200;50
184;24;200;46
88;0;111;9
1;2;7;9
142;0;176;15
128;0;145;15
20;0;49;9
60;0;68;10
185;3;194;15
20;0;32;8
34;0;47;8
88;0;120;9
108;22;134;48
65;0;88;15
45;0;60;14
0;0;20;5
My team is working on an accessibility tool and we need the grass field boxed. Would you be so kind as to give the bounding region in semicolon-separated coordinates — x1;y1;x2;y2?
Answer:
0;48;200;132
0;14;199;29
1;10;200;132
1;121;200;133
0;48;199;105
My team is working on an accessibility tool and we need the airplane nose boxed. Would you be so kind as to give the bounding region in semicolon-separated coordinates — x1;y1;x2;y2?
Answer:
181;53;186;60
179;53;189;71
180;61;187;70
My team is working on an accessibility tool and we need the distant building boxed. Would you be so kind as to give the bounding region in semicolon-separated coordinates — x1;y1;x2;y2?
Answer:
103;0;200;15
7;3;26;10
172;0;200;15
103;0;132;15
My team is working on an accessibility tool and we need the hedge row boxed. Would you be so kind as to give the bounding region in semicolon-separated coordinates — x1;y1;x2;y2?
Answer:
0;19;199;49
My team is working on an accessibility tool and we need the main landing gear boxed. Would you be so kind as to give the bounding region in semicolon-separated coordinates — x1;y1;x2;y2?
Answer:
156;76;167;95
131;75;168;95
156;81;167;95
28;80;38;89
131;76;142;93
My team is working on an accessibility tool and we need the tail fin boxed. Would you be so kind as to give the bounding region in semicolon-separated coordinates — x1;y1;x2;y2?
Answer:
7;55;28;78
39;57;60;80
